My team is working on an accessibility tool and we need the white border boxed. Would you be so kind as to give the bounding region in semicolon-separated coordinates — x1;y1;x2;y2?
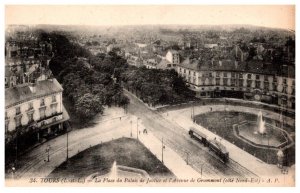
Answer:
1;1;298;193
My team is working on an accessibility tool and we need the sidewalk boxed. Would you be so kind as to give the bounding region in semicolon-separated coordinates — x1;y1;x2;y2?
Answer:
130;115;200;178
161;105;295;181
11;107;130;180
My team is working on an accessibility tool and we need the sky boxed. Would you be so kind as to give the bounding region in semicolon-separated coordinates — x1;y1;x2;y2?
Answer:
5;5;295;30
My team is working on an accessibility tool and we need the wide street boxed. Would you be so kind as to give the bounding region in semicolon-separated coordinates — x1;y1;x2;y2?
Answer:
8;91;266;184
124;90;256;178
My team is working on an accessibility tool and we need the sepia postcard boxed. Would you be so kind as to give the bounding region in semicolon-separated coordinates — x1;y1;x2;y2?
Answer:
4;4;295;187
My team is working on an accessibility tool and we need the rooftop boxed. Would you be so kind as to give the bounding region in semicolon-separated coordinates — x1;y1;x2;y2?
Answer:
178;58;295;78
5;78;63;108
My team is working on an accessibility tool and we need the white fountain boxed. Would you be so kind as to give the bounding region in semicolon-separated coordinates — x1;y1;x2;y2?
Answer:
255;111;266;135
109;161;118;179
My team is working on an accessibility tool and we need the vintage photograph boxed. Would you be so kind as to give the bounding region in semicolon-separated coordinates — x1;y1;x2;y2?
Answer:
4;5;295;186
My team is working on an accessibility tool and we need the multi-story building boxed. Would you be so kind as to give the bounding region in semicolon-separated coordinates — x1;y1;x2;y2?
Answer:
5;79;69;144
165;50;180;65
177;58;295;110
5;38;70;148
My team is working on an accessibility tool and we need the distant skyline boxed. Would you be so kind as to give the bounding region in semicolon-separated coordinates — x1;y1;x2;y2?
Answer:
5;5;295;30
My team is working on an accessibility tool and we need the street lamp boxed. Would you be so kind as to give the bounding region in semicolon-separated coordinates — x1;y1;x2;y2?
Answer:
130;120;132;137
66;121;72;162
185;151;190;165
200;163;205;178
136;117;140;140
161;137;165;163
45;144;51;162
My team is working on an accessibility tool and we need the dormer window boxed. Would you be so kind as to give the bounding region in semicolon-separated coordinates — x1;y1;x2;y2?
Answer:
16;107;21;115
40;99;45;106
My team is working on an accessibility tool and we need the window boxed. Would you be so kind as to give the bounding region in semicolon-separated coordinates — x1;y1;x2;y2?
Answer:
28;113;34;123
231;73;236;78
179;68;182;72
223;78;228;86
264;76;268;82
194;71;196;76
255;81;260;88
239;80;243;87
28;102;33;110
40;99;45;106
184;69;186;73
264;82;269;91
189;71;191;75
15;116;22;127
193;77;196;84
216;72;220;77
239;73;243;79
291;88;295;95
282;86;288;94
216;78;220;86
223;72;227;78
247;74;252;79
16;107;21;115
283;78;287;85
5;111;8;119
231;79;236;86
256;75;260;80
209;73;212;77
247;80;252;87
272;83;276;91
39;108;46;119
52;95;57;103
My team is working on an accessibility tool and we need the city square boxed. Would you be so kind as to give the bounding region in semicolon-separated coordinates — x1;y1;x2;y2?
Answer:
4;4;295;187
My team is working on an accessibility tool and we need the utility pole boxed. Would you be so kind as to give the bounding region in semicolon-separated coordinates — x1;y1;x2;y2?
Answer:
66;121;72;162
137;117;139;140
185;151;189;165
66;129;69;161
161;137;165;163
130;120;132;137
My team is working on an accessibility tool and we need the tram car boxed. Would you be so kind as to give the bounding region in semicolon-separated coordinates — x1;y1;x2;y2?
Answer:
188;127;208;146
207;138;229;163
189;127;229;163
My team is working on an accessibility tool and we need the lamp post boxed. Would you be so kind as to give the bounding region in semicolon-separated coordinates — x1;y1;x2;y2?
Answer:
130;120;132;137
66;121;72;162
200;164;204;178
161;137;165;163
185;151;190;165
136;117;140;140
66;129;69;161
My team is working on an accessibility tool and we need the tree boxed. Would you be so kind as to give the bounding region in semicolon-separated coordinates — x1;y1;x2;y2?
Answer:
74;93;104;120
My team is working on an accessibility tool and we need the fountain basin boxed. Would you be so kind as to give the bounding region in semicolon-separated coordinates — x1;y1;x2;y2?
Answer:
234;121;292;149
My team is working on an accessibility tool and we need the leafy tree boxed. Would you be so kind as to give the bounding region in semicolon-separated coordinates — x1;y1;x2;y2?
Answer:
74;93;104;120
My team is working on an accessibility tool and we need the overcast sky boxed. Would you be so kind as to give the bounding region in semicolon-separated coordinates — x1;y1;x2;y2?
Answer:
5;5;295;30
